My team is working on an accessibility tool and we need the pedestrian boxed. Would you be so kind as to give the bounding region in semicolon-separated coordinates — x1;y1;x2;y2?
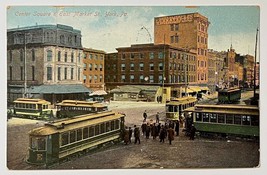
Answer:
156;112;160;123
143;110;147;122
151;123;157;139
167;127;175;145
145;123;151;139
124;127;130;145
134;125;141;144
128;127;133;143
159;125;166;143
159;96;162;103
141;122;146;136
175;120;180;136
157;96;160;103
189;124;196;140
157;123;161;137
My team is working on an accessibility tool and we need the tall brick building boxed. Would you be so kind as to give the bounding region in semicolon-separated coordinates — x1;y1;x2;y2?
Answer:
7;24;91;105
105;43;197;92
154;12;209;85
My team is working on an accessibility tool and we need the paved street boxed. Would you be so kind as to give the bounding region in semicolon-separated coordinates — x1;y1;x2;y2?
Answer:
6;90;260;170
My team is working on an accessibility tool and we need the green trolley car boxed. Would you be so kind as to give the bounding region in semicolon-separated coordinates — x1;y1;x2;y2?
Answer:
184;104;259;138
166;97;197;121
27;111;125;165
218;88;241;103
56;100;108;119
13;98;53;120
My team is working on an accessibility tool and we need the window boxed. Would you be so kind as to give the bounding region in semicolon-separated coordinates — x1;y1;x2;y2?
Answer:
210;114;217;123
130;63;134;71
121;75;125;82
9;50;12;62
89;75;92;83
121;64;126;71
71;68;74;80
83;127;89;139
60;35;65;44
58;51;61;61
115;120;120;129
170;24;174;31
20;49;24;62
95;64;98;71
196;113;202;121
100;64;103;71
95;125;100;135
149;63;154;71
77;129;82;141
139;53;144;59
58;67;61;81
139;75;144;82
130;75;134;82
234;115;241;125
111;121;115;130
9;66;12;80
100;75;103;82
130;53;134;59
158;52;164;59
78;53;81;63
242;116;251;125
94;75;98;82
32;66;35;81
89;54;93;59
32;49;35;61
61;133;69;146
83;75;86;83
47;67;52;80
89;64;92;71
64;67;67;79
89;126;95;137
122;53;126;60
159;63;163;71
149;75;154;83
139;63;144;71
149;52;154;59
203;113;209;122
70;130;76;143
106;122;111;132
159;75;163;83
175;24;179;31
78;68;80;81
95;54;98;60
251;116;259;126
64;52;67;62
47;50;52;61
71;52;74;62
83;63;87;71
170;36;174;43
175;36;179;43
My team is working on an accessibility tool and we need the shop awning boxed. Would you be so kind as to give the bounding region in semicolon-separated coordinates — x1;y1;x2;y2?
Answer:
188;86;202;92
28;84;92;94
89;90;107;96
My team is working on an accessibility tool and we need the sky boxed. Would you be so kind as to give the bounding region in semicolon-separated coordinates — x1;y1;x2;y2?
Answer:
6;6;260;55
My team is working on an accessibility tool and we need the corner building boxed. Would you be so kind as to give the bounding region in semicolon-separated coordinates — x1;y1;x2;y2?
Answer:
154;12;209;85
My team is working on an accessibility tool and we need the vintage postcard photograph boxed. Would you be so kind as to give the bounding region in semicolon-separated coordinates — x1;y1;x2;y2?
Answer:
4;2;265;174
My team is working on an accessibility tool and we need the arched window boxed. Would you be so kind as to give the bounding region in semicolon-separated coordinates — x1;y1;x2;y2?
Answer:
60;35;65;44
47;50;52;61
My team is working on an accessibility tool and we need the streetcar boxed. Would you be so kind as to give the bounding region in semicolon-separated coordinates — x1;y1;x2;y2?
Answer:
13;98;53;120
218;88;241;103
27;111;125;165
165;96;197;121
183;104;259;138
56;100;108;119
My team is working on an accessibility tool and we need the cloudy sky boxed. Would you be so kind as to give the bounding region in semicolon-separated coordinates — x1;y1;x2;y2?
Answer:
7;6;259;55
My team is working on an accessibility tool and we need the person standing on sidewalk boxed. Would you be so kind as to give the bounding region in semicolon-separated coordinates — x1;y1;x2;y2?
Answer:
128;127;133;143
143;110;147;122
156;112;160;123
175;120;180;136
134;125;141;144
167;127;175;145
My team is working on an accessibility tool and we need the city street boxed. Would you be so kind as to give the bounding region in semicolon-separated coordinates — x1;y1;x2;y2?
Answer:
6;90;260;170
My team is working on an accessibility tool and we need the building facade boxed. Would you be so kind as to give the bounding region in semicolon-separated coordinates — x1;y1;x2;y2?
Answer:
154;12;209;85
105;43;197;93
7;24;90;105
83;48;105;91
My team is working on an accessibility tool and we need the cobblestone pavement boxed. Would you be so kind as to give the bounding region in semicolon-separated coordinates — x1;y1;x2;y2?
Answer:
6;91;260;170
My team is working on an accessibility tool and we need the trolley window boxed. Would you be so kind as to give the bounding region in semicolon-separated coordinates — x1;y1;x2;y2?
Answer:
77;129;82;141
218;114;225;123
83;127;89;139
100;123;105;134
242;116;251;126
234;115;241;125
203;113;209;122
196;112;202;122
95;125;100;135
31;137;46;150
106;122;111;132
210;114;217;123
89;126;95;137
115;119;120;129
61;132;69;146
226;115;234;124
111;120;115;130
70;130;76;143
251;116;259;126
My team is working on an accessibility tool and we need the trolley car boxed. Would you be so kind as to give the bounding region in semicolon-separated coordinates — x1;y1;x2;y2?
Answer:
218;88;241;103
166;97;197;121
184;104;259;138
27;111;125;165
13;98;53;120
56;100;108;119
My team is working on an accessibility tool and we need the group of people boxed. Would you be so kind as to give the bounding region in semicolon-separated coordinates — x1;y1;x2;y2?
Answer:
123;125;141;145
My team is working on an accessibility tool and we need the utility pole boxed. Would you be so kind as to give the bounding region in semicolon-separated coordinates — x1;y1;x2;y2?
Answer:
24;33;27;98
253;28;258;98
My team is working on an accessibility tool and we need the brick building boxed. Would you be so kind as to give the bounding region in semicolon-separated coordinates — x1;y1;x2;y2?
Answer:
7;24;91;105
83;48;105;91
154;12;209;85
105;43;197;94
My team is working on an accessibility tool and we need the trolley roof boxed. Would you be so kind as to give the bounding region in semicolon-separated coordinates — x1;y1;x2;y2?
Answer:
13;98;51;105
56;100;106;108
184;104;259;116
167;97;197;106
29;111;125;136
